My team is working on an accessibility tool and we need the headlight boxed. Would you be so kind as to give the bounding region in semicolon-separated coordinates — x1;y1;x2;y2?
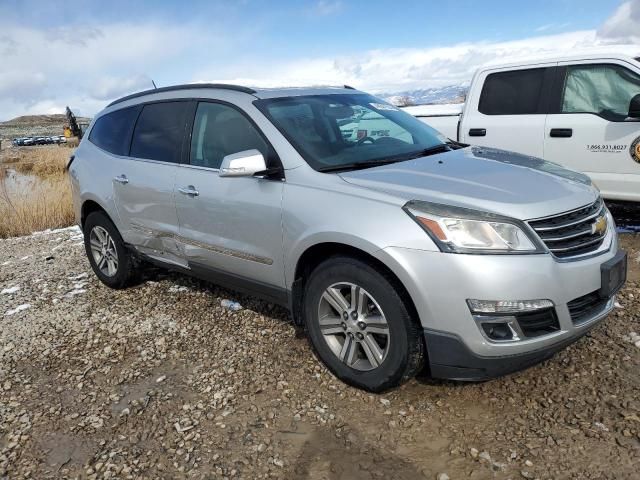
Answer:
403;200;543;254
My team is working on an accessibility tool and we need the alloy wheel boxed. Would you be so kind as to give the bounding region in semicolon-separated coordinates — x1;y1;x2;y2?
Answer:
317;282;390;371
89;226;119;277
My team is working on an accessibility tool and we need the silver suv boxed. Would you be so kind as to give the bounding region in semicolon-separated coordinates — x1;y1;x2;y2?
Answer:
69;84;627;392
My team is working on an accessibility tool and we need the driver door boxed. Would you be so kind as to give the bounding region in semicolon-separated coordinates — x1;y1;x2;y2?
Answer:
174;101;286;297
544;61;640;201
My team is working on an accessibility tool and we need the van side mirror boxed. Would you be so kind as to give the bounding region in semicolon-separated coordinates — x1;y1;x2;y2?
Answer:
219;149;267;177
628;94;640;119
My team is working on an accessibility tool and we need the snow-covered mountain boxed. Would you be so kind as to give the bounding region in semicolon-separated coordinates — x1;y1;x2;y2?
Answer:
380;84;468;106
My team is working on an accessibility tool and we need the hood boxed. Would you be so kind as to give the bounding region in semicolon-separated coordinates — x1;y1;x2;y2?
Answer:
339;146;599;220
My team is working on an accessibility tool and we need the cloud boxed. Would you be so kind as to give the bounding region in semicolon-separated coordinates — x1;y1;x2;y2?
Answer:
0;21;221;120
312;1;343;16
598;0;640;43
199;30;639;93
0;2;639;122
535;22;570;32
90;74;154;101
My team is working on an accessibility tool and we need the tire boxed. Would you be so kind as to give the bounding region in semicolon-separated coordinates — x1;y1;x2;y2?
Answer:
83;211;138;289
304;255;424;392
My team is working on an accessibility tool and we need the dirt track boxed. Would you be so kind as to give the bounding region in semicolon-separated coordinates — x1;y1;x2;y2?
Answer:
1;228;639;479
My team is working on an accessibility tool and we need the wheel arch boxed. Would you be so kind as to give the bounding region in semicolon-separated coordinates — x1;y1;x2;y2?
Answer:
81;199;115;230
289;242;421;331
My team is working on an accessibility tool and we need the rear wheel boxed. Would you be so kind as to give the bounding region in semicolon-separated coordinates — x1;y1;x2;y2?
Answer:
304;256;424;392
84;211;138;289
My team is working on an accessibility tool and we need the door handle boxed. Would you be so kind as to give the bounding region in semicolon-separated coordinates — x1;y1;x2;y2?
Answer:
178;185;199;197
550;128;573;138
468;128;486;137
114;174;129;184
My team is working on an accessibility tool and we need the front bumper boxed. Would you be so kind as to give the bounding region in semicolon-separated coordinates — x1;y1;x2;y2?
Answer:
373;228;623;378
423;297;612;380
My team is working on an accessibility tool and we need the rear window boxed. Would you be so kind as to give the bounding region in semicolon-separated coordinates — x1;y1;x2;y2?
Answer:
88;106;140;156
478;68;546;115
130;101;190;163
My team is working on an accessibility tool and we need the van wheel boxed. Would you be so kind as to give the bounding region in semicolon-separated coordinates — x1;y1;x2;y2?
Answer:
304;256;424;392
83;211;137;289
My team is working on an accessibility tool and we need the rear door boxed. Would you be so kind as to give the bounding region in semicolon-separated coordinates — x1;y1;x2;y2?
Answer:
174;100;285;298
461;65;556;157
112;100;190;267
544;61;640;202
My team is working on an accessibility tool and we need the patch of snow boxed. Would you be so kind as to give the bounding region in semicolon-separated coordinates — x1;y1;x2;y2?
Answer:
20;256;31;261
1;261;10;266
169;285;190;293
65;289;87;298
5;304;31;316
1;286;20;295
69;273;88;280
221;299;242;311
31;225;81;237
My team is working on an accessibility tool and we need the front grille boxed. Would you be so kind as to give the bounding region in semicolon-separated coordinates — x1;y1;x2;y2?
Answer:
567;290;608;324
516;308;560;338
528;199;607;259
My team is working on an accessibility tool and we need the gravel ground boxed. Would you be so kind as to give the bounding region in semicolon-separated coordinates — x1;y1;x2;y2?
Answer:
0;227;639;479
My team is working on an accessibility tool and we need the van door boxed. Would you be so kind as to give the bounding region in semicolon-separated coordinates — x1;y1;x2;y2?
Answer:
461;65;556;157
112;100;190;267
174;101;286;301
544;61;640;202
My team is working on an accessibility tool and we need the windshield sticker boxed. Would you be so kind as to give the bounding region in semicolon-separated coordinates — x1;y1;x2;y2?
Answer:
631;136;640;164
369;103;399;111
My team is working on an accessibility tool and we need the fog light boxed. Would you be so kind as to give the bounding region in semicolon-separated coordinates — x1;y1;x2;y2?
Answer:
467;299;554;314
480;322;514;341
474;315;522;342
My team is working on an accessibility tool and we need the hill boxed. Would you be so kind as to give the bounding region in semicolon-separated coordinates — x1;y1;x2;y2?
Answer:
0;113;91;143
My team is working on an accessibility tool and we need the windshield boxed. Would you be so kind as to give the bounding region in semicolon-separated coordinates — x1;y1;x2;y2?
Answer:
254;93;448;171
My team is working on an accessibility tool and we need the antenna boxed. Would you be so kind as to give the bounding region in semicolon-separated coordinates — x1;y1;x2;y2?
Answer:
151;79;158;89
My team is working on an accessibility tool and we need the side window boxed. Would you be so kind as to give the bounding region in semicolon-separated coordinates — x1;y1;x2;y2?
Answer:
88;106;140;156
190;102;268;169
478;68;546;115
561;64;640;121
130;101;190;163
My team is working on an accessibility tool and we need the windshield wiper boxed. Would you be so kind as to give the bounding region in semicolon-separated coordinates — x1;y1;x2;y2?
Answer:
318;158;401;173
317;144;451;173
387;143;451;161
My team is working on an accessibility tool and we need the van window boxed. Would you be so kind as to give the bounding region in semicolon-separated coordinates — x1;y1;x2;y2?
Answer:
88;106;140;156
479;68;546;115
561;64;640;121
190;102;268;169
130;101;190;163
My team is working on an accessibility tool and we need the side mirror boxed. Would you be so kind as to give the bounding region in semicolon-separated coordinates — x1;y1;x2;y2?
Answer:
628;94;640;119
219;149;267;177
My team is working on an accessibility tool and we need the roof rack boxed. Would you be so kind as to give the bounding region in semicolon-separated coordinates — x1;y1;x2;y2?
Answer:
106;83;256;108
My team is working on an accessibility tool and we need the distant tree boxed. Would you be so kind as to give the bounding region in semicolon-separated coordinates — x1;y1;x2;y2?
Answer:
393;96;415;107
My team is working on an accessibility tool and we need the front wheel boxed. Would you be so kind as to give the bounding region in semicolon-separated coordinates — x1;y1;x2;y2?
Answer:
304;256;424;392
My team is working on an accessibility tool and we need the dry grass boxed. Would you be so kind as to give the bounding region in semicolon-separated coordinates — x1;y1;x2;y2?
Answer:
3;146;71;178
0;146;75;238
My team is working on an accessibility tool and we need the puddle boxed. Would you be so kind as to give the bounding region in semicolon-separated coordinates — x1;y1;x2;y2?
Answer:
0;168;53;201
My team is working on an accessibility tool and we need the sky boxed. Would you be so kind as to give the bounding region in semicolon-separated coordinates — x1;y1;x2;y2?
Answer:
0;0;639;120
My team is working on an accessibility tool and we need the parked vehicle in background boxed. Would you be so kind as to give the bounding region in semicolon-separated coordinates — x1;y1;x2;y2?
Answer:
404;53;640;203
69;84;625;391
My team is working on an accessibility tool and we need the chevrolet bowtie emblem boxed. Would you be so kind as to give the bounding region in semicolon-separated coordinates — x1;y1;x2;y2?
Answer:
591;215;607;235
